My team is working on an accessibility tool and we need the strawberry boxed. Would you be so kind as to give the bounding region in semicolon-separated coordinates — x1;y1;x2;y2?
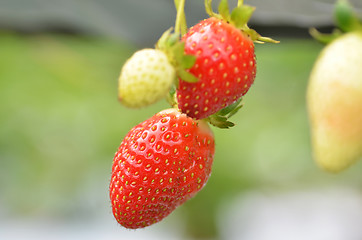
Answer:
177;17;255;119
307;31;362;172
118;49;176;108
307;0;362;172
176;0;278;119
109;108;215;229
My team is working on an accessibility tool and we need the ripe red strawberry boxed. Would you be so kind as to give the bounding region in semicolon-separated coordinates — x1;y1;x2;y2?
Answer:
109;108;215;229
177;17;256;119
176;1;278;120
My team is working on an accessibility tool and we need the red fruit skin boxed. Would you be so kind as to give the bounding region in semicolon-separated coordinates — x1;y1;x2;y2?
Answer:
109;109;215;229
177;17;256;119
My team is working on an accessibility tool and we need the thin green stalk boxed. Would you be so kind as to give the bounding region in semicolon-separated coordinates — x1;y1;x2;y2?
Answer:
204;0;213;16
237;0;244;7
174;0;187;35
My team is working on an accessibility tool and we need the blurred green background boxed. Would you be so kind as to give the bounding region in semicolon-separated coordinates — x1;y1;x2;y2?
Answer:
1;0;362;240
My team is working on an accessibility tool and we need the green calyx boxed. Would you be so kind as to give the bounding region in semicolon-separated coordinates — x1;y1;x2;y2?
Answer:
206;98;244;129
156;0;198;86
310;0;362;44
334;0;362;32
204;0;279;43
156;0;199;107
156;29;198;85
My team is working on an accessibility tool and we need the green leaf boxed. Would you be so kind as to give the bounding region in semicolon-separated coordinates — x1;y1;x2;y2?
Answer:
177;69;198;83
230;5;255;29
180;54;196;69
334;0;361;32
218;0;230;21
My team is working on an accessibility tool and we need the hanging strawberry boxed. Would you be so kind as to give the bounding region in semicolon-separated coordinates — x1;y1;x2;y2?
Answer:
110;109;215;228
176;0;278;122
307;0;362;172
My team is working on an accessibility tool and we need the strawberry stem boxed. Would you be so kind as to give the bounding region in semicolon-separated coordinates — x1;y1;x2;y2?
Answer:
204;0;213;16
204;0;220;18
174;0;187;35
237;0;243;7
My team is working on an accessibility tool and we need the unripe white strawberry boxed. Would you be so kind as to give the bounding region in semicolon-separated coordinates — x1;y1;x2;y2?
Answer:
307;31;362;172
118;49;175;108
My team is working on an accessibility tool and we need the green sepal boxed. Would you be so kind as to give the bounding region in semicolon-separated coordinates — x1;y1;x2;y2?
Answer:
221;98;243;118
244;28;261;41
167;85;178;107
171;40;186;64
177;68;198;83
170;41;197;69
156;28;198;84
309;28;342;44
203;0;279;44
231;5;255;29
256;36;280;44
181;54;197;69
243;28;280;43
228;104;243;118
157;28;173;49
206;98;243;129
167;33;180;47
334;0;361;32
218;0;231;22
207;115;235;129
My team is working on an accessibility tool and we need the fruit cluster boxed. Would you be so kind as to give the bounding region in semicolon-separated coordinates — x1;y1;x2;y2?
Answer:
110;0;277;229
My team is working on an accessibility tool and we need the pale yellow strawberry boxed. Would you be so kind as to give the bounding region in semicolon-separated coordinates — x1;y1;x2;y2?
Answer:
307;31;362;172
118;49;175;108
